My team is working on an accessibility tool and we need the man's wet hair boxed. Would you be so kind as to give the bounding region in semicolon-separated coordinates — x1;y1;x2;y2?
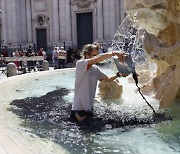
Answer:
82;43;100;58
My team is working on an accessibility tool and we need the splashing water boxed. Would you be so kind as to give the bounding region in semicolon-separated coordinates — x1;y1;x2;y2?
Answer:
109;16;147;66
108;16;171;118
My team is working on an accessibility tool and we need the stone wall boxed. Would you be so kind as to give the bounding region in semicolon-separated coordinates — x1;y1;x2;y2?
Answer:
0;0;125;50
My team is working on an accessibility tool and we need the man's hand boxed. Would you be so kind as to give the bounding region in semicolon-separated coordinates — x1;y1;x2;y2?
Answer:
117;72;128;77
112;51;129;62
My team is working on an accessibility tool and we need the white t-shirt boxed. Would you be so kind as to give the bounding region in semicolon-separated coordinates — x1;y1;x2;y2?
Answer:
72;59;107;111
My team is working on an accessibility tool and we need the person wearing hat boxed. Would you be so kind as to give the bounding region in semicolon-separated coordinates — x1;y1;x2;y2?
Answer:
58;46;67;69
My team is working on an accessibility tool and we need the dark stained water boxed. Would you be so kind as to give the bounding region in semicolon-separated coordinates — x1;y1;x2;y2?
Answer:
9;88;173;154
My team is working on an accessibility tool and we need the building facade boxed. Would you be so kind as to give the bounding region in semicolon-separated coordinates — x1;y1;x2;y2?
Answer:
0;0;125;53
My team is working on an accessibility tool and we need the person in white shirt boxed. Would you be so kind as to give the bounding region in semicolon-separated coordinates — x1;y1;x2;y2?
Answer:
70;43;128;123
58;46;67;69
52;47;59;69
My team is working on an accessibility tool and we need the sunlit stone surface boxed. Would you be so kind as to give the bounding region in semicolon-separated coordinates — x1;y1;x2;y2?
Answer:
98;80;123;99
124;0;180;108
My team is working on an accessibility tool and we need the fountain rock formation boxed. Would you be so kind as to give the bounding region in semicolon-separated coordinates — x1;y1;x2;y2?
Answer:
124;0;180;108
98;80;123;100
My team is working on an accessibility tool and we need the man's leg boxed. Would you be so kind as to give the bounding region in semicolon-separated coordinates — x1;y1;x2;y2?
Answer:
59;59;63;69
62;59;65;68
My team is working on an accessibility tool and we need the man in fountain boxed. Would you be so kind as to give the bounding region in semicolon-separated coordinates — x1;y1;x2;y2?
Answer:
70;43;127;123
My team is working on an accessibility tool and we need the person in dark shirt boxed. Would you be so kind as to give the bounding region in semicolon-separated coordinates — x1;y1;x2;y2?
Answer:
26;46;35;72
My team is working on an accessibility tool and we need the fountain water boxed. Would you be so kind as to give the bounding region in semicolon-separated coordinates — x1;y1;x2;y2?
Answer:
0;0;180;152
124;0;180;108
0;67;179;153
109;16;147;66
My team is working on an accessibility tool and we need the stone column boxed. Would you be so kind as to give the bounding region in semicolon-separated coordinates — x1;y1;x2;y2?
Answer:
110;0;116;38
120;0;125;23
6;0;13;44
52;0;60;43
12;0;20;44
19;0;27;43
65;0;72;44
59;0;66;41
97;0;103;41
116;0;120;28
26;0;33;43
0;0;7;45
103;0;110;39
11;0;17;43
48;1;53;43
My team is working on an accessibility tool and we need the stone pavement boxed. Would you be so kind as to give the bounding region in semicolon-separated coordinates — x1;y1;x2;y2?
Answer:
0;66;56;154
0;126;31;154
0;72;31;154
0;72;6;80
0;66;55;81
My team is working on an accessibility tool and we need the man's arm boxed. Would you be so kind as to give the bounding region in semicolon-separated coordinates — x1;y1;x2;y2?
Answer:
100;72;127;82
88;51;126;65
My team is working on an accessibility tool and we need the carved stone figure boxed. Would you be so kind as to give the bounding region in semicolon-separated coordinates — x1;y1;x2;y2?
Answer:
124;0;180;108
71;0;96;8
98;80;123;100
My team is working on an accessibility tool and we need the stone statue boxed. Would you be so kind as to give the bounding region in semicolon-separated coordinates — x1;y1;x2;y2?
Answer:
124;0;180;108
98;79;123;100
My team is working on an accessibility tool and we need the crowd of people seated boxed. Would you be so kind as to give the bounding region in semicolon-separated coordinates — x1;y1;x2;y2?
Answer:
10;46;47;73
0;45;82;74
0;44;107;74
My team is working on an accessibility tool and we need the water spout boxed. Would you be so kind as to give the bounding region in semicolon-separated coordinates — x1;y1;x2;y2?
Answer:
113;1;180;108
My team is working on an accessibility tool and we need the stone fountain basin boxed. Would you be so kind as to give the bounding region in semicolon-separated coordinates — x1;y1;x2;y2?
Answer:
0;68;179;154
0;69;74;154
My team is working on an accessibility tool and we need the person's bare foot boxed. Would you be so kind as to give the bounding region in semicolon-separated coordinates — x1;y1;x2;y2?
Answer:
75;113;87;122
